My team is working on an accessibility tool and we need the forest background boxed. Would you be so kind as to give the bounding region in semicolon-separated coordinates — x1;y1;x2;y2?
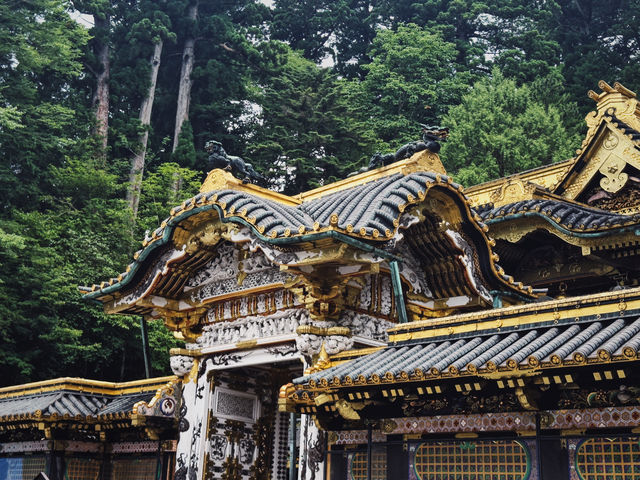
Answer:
1;0;638;386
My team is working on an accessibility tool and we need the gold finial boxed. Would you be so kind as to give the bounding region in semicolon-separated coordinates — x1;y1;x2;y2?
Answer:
303;342;332;375
614;82;636;98
598;80;615;94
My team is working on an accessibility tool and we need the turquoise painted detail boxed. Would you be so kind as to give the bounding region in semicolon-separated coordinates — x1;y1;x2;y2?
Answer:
389;260;409;323
83;203;402;301
485;211;637;239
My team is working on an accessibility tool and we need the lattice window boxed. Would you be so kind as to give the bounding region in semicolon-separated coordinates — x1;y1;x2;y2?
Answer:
351;450;387;480
65;458;101;480
110;458;158;480
0;456;47;480
576;437;640;479
414;441;530;480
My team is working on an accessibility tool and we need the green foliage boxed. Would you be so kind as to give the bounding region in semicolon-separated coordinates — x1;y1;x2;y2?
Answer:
380;0;488;73
136;162;202;236
0;104;23;131
172;121;197;169
345;24;472;147
0;0;90;208
441;70;578;186
0;149;184;386
247;49;378;193
271;0;380;77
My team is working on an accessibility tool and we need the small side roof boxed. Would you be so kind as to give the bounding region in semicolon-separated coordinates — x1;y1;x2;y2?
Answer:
0;376;177;424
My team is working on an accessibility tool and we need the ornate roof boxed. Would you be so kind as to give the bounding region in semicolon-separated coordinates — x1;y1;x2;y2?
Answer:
478;198;640;232
280;287;640;423
295;315;640;387
0;377;178;425
82;153;535;305
163;171;463;240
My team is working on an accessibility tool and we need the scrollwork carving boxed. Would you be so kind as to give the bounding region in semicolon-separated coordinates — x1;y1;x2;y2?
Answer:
195;308;307;347
599;154;628;193
170;355;195;377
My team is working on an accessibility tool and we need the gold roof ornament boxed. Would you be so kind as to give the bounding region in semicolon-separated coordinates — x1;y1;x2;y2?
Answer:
466;81;640;214
304;342;332;376
587;81;638;127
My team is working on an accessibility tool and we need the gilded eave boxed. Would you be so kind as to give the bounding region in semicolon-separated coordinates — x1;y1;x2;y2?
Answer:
0;376;179;434
280;287;640;419
0;376;176;399
465;160;573;208
82;151;535;316
387;285;640;342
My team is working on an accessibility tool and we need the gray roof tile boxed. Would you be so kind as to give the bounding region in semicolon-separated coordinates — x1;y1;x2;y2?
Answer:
294;316;640;387
479;199;639;231
0;390;148;419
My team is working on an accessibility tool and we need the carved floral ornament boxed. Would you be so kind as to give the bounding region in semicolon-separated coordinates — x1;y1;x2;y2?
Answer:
183;222;235;255
489;178;538;208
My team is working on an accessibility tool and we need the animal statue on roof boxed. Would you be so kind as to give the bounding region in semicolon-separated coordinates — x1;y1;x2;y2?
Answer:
205;140;265;185
350;125;449;176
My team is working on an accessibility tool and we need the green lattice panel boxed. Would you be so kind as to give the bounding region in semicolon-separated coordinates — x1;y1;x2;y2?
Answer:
576;437;640;479
351;451;387;480
65;458;101;480
111;458;158;480
414;440;530;480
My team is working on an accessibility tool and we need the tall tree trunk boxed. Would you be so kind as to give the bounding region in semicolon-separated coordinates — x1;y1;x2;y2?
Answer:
127;40;163;218
93;14;110;157
172;1;198;152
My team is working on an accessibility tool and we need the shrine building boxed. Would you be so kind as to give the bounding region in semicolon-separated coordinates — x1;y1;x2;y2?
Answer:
0;376;178;479
4;80;640;480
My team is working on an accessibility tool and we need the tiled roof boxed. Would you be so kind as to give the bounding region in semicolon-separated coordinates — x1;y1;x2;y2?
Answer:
0;390;152;420
0;392;104;417
147;171;462;241
0;377;175;422
479;199;639;232
84;171;534;300
299;173;448;236
294;316;640;388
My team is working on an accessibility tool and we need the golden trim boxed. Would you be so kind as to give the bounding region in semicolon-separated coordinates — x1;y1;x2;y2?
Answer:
169;347;202;356
388;286;640;343
235;339;258;349
298;151;446;201
201;169;300;205
0;376;176;400
330;346;385;360
454;432;478;439
465;160;572;207
296;325;351;336
292;354;638;396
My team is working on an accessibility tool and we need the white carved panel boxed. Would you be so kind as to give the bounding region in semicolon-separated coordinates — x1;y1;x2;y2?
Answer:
212;387;260;423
